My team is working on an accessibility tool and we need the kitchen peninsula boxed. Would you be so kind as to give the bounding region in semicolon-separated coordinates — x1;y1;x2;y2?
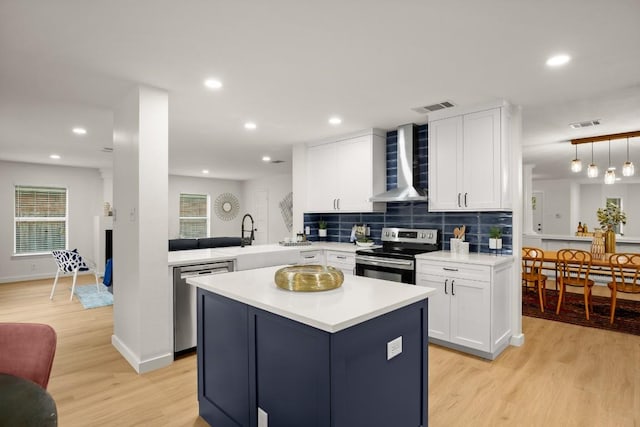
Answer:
187;266;435;427
523;233;640;252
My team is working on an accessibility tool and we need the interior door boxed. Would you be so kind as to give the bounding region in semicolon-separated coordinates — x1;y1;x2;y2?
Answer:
253;190;269;245
532;191;543;233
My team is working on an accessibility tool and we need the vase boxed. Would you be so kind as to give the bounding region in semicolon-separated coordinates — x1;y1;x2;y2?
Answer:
489;238;502;250
318;229;327;238
604;229;616;253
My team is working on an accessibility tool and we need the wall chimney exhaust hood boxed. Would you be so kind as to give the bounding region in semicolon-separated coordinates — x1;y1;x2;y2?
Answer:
370;123;428;202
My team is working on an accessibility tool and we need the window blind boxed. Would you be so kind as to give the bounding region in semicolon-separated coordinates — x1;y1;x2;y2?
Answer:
15;186;67;254
179;193;209;238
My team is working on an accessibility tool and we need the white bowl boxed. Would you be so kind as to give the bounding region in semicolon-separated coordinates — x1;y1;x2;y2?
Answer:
355;241;375;247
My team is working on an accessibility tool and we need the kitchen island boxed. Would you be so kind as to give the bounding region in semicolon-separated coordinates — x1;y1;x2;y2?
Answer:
187;266;435;427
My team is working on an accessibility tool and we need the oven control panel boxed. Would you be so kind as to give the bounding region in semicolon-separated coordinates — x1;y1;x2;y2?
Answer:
381;227;438;245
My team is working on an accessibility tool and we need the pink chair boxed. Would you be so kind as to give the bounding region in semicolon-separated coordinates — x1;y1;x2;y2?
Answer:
0;323;57;389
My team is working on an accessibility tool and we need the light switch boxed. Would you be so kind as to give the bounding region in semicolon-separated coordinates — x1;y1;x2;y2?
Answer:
258;407;268;427
387;336;402;360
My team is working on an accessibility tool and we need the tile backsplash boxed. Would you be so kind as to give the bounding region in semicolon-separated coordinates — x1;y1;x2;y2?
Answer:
303;124;513;254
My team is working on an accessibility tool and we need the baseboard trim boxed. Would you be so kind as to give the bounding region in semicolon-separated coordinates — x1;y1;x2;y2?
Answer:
111;334;173;374
0;272;98;284
0;273;55;283
510;333;525;346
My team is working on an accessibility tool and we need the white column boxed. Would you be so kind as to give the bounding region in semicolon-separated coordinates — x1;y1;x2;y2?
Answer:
522;164;535;234
111;86;170;373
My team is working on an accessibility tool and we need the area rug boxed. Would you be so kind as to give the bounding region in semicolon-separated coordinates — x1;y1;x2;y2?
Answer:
74;284;113;309
522;288;640;336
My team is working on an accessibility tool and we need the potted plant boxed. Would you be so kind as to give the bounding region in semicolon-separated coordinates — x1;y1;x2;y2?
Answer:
597;201;627;252
318;219;328;238
488;226;503;250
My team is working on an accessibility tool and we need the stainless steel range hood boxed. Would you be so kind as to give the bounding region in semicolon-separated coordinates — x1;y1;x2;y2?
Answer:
370;123;428;202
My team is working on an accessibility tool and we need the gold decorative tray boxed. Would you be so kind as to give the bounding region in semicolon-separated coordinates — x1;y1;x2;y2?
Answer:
274;265;344;292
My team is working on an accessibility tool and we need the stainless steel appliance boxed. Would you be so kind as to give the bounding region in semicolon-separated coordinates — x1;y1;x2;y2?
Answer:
173;260;235;354
355;227;439;284
369;124;428;202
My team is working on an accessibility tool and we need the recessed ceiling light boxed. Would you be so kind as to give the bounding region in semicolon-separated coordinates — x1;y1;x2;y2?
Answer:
72;127;87;135
329;116;342;125
50;154;61;159
546;54;571;67
202;169;209;174
204;79;223;90
244;122;257;130
262;156;271;162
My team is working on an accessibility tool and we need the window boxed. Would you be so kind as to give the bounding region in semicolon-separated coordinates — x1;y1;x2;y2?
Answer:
606;197;624;235
179;193;209;238
14;186;68;255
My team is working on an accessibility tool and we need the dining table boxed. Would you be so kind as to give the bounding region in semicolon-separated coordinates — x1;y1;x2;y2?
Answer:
524;250;640;285
0;373;57;426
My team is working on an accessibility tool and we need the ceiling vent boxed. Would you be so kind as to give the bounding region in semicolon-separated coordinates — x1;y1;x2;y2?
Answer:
412;101;456;114
101;147;113;153
569;119;601;129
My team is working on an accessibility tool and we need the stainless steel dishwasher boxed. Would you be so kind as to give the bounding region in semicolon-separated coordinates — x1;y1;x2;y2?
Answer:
173;260;235;354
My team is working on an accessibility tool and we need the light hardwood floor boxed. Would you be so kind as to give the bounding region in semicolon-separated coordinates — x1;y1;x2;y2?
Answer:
2;275;640;426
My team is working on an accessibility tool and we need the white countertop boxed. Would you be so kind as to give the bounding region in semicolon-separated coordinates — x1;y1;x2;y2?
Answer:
415;250;514;267
523;233;640;244
168;242;363;266
187;265;435;333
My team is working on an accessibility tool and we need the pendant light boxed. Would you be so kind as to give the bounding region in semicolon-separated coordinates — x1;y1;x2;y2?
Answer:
587;143;598;178
622;137;635;177
604;140;616;184
570;144;582;172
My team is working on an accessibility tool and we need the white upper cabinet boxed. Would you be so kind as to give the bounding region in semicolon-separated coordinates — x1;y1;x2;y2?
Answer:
428;102;514;211
305;130;386;213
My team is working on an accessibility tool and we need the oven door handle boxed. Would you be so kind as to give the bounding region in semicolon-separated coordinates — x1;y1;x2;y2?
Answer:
355;256;414;269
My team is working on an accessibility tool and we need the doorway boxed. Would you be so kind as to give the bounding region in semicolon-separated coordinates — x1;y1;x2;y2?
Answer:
253;190;269;245
532;191;544;233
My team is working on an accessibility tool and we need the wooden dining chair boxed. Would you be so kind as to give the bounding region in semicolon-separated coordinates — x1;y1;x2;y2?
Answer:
556;249;595;320
607;253;640;324
522;247;547;312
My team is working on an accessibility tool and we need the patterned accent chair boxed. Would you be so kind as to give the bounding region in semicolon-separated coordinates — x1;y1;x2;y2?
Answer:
50;250;100;301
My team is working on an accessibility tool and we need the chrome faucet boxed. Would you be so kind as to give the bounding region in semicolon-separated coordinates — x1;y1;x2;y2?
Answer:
241;213;255;247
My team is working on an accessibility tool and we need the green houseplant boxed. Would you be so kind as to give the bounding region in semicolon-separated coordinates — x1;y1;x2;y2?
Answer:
596;201;627;231
597;201;626;252
488;226;503;250
318;219;327;238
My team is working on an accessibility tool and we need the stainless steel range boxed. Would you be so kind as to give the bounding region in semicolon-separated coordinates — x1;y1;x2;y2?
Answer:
355;227;439;284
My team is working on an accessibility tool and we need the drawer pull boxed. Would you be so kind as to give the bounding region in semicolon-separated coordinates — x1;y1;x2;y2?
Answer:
303;255;315;259
443;267;458;272
336;255;347;260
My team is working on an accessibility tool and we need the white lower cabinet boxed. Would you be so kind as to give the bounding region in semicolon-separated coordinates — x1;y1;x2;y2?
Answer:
416;256;512;359
299;250;325;265
325;250;355;275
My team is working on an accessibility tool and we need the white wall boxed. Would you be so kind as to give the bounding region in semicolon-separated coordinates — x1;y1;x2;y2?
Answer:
579;183;640;236
168;175;244;239
243;172;293;243
532;179;574;235
0;160;102;283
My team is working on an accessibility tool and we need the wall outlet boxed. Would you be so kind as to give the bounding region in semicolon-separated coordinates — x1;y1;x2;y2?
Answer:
387;336;402;360
31;263;37;271
258;407;268;427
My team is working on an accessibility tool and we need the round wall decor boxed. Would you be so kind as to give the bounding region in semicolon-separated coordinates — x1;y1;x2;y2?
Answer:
214;192;240;221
